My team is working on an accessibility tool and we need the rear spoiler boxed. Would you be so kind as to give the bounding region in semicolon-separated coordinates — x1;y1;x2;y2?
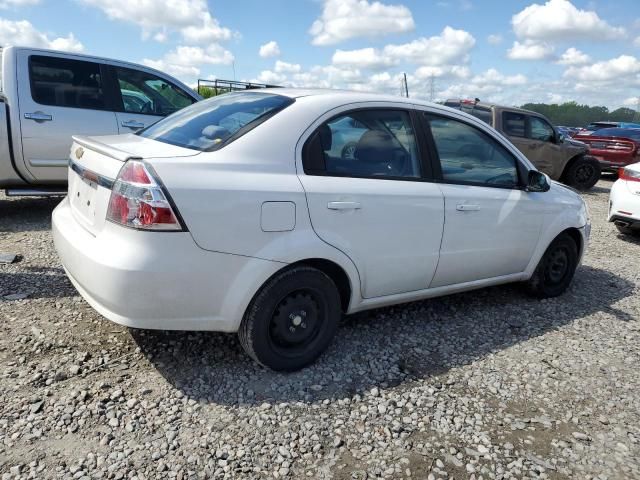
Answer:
72;135;142;162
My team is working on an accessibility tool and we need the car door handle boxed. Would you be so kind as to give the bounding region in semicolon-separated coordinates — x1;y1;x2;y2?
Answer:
24;112;52;122
327;201;362;210
456;204;480;211
121;120;145;129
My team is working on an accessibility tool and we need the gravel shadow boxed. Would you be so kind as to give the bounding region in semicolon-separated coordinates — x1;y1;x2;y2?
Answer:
0;267;77;299
0;196;62;233
130;264;635;406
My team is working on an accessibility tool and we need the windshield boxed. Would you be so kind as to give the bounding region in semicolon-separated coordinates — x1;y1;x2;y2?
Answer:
139;91;294;151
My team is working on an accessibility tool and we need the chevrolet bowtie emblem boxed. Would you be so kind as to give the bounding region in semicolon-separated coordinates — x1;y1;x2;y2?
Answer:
75;147;84;159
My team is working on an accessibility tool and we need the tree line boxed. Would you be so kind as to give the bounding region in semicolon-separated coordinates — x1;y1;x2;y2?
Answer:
520;102;639;127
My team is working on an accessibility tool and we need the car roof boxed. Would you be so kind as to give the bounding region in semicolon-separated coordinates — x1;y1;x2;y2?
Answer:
250;87;440;106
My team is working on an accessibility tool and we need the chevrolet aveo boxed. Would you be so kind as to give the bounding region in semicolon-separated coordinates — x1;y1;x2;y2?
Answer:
53;89;590;371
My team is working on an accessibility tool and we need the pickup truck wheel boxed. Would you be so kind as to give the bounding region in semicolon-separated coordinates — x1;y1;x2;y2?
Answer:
564;156;601;190
238;266;341;371
526;234;578;298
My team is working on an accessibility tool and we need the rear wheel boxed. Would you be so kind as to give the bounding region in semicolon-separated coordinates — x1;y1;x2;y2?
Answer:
564;156;601;190
238;266;341;371
526;234;579;298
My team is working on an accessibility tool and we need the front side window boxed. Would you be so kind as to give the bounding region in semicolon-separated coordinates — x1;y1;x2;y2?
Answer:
529;116;555;142
427;114;519;188
503;111;526;138
115;67;195;116
139;92;293;151
304;109;421;179
30;55;105;110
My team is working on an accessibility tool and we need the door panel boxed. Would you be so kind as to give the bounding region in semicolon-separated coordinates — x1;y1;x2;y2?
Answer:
299;108;444;299
432;184;542;287
17;52;119;183
301;176;445;298
424;112;544;286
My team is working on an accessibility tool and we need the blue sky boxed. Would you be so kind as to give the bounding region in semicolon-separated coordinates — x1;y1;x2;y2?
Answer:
1;0;639;108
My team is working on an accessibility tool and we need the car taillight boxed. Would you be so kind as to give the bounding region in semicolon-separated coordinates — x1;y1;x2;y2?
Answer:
619;167;640;182
106;160;184;231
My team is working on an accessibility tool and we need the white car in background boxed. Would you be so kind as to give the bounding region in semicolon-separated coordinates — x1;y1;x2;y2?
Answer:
609;163;640;236
53;89;590;371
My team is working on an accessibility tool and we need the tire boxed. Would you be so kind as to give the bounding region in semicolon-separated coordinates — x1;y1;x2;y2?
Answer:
563;156;601;190
526;234;579;298
238;266;341;371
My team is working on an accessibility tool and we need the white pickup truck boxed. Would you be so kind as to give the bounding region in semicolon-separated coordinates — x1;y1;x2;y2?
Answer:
0;46;201;196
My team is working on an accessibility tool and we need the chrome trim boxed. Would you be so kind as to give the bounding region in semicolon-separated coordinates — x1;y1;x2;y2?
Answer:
69;159;115;189
6;188;66;197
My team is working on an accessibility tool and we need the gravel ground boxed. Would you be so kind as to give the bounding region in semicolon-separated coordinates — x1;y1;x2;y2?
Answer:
1;177;639;480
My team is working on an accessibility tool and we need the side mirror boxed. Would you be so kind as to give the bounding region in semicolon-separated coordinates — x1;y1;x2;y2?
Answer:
526;170;550;192
557;133;565;143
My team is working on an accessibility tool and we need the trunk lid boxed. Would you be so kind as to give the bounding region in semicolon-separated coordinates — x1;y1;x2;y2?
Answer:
68;134;199;236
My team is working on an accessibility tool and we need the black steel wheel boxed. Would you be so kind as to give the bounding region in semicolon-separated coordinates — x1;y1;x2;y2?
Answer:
526;233;579;298
239;266;341;371
564;157;601;190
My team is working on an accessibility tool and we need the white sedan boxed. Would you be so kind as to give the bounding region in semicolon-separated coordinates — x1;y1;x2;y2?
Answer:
609;163;640;235
53;89;590;371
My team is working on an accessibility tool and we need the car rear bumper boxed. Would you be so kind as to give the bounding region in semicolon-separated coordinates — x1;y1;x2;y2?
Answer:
52;197;283;332
609;180;640;224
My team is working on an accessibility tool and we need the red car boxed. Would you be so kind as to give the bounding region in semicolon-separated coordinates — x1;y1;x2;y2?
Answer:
575;128;640;172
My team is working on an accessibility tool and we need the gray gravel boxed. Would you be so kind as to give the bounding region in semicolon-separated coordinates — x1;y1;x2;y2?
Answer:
1;176;639;479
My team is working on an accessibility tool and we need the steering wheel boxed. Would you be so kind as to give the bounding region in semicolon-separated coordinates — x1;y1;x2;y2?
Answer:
485;172;515;186
140;100;154;114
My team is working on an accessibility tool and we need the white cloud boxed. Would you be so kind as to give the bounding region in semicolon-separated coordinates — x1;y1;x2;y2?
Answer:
259;41;280;58
332;27;475;71
0;0;39;7
556;47;590;66
507;40;554;60
414;65;471;80
274;60;301;74
142;44;234;80
383;27;475;65
512;0;625;41
255;70;287;85
0;18;84;52
332;47;397;70
487;34;502;45
564;55;640;83
309;0;415;46
623;97;639;107
78;0;234;43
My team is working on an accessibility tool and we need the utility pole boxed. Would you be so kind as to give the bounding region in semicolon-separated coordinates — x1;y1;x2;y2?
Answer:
429;75;436;102
403;72;409;98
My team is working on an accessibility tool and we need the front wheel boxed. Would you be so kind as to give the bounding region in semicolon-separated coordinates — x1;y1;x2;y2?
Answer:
564;156;601;190
526;234;579;298
238;266;341;371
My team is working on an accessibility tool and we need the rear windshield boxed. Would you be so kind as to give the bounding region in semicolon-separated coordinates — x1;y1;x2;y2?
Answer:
595;128;640;140
139;91;294;151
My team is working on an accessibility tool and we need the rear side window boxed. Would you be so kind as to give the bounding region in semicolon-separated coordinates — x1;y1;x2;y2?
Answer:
139;92;293;151
502;111;526;137
469;106;492;125
29;55;106;110
114;67;195;116
303;109;421;179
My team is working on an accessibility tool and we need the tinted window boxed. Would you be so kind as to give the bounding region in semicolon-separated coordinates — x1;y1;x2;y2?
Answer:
595;128;640;140
469;106;492;125
115;67;195;116
305;110;421;179
503;111;526;137
428;115;519;188
529;117;555;142
30;55;106;110
139;92;293;151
